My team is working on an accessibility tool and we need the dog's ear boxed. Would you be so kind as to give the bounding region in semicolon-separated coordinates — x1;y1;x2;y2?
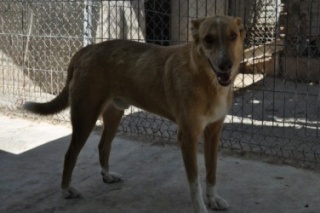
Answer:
191;18;205;42
234;17;246;40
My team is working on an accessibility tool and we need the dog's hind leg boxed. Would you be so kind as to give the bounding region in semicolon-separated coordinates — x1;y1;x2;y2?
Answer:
203;119;229;210
98;104;124;183
61;100;102;199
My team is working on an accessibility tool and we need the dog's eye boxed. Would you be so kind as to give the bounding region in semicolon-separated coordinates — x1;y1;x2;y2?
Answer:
230;33;237;41
204;35;214;44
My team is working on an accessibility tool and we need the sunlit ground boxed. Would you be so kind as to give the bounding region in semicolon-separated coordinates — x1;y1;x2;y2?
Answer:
0;115;70;155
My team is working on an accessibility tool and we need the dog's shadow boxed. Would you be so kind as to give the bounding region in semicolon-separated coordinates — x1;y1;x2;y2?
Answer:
0;131;193;213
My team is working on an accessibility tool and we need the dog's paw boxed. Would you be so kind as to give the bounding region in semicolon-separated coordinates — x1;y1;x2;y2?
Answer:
101;170;123;183
207;194;229;211
194;205;209;213
62;186;81;199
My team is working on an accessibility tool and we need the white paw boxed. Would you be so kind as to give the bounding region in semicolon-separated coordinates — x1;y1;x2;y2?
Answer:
193;198;208;213
189;179;209;213
194;205;209;213
207;194;229;210
101;170;123;183
61;186;81;199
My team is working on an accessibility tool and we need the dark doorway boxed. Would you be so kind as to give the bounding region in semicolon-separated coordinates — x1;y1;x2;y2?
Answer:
145;0;171;46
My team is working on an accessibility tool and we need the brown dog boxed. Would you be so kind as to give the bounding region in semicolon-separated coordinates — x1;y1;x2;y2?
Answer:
23;16;245;213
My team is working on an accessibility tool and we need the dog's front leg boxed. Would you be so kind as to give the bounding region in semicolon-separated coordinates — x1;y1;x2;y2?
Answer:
178;124;208;213
203;119;229;210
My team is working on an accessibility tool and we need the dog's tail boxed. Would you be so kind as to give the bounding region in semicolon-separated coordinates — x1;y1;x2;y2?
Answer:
23;49;79;115
23;87;69;115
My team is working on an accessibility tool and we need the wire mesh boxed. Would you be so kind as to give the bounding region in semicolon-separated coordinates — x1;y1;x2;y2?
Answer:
0;0;319;168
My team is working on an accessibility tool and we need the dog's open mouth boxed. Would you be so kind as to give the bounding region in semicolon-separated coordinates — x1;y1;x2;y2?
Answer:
207;58;231;87
216;72;231;86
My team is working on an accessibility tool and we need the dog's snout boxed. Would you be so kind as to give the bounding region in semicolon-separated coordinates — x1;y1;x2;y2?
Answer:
218;57;233;72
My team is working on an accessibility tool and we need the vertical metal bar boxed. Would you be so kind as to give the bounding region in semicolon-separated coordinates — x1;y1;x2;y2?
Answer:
214;0;217;14
205;0;207;17
317;70;320;139
178;0;181;44
101;0;104;41
122;0;125;39
251;0;256;137
186;0;189;41
305;0;313;140
240;0;246;143
161;0;164;44
195;0;198;18
282;0;288;138
49;1;53;94
19;1;25;96
293;0;299;139
83;0;92;46
129;1;132;40
108;0;111;39
137;0;140;42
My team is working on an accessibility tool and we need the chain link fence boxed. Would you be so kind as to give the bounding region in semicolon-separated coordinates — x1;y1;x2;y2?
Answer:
0;0;319;169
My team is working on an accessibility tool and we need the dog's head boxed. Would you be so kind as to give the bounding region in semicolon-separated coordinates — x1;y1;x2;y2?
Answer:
191;16;245;86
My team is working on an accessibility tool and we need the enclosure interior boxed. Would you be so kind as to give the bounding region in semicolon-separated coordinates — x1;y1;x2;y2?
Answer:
0;0;319;168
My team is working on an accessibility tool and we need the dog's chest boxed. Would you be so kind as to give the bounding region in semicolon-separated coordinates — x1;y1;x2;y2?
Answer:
204;89;230;124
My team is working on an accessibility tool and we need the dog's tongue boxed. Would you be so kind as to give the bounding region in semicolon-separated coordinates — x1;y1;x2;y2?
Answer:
217;72;231;86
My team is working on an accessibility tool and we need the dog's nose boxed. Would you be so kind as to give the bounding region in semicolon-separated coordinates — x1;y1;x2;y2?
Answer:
218;57;232;72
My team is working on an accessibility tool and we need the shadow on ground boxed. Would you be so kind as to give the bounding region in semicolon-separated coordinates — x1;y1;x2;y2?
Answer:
1;115;320;213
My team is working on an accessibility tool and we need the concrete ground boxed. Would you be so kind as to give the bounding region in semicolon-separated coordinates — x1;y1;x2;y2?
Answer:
0;114;319;213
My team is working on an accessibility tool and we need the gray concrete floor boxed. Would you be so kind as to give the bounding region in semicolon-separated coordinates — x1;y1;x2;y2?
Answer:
0;114;319;213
